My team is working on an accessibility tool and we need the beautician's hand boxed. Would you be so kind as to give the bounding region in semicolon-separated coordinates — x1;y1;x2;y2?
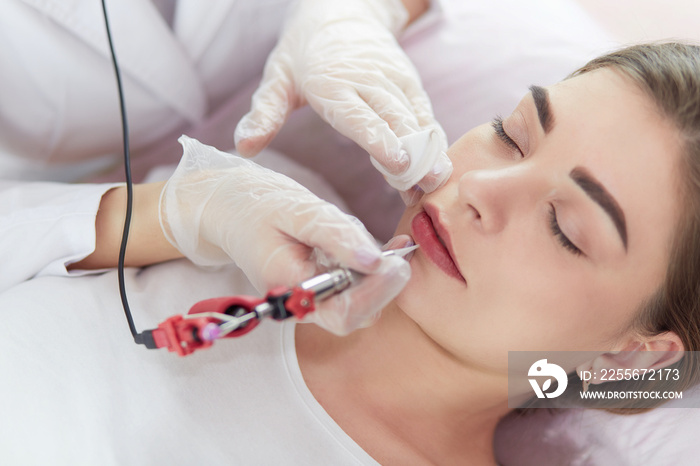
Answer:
159;136;411;335
234;0;453;201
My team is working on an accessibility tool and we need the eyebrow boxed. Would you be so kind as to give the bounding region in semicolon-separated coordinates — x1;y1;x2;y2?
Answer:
529;85;554;133
570;167;628;251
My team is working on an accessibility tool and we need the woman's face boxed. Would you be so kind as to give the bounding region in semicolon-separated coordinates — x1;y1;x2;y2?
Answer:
393;68;683;371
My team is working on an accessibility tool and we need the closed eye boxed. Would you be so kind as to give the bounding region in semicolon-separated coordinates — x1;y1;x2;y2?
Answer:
491;116;523;157
548;204;583;256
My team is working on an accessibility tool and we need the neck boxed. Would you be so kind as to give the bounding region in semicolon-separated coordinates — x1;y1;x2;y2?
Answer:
296;303;510;465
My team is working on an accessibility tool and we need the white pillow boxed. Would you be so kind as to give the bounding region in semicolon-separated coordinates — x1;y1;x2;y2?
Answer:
495;387;700;465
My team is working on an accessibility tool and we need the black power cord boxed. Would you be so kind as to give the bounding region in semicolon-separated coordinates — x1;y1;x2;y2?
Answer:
100;0;155;348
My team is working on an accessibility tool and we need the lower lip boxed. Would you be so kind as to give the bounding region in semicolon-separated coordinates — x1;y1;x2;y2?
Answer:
411;212;465;282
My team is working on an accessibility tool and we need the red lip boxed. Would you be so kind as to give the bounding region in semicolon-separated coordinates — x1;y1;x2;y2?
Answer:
410;206;466;283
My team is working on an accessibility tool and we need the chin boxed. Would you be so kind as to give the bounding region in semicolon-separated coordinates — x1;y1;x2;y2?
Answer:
393;258;435;321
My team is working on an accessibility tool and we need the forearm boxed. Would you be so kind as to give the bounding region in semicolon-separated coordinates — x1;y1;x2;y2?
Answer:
69;182;182;270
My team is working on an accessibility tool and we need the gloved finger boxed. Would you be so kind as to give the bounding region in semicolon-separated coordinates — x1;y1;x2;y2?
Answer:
415;150;453;193
289;206;384;274
234;60;296;158
401;80;439;130
373;129;442;192
345;79;440;179
245;209;382;292
306;80;447;192
355;82;422;137
322;83;449;192
306;88;409;176
309;255;411;335
400;87;453;193
259;233;415;292
398;186;423;207
382;234;414;253
244;242;315;292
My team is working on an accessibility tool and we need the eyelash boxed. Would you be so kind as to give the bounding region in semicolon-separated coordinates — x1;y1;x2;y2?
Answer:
491;116;523;156
548;205;583;256
492;117;580;256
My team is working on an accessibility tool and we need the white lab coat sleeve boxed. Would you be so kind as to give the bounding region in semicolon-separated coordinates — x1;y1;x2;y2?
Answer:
0;181;121;293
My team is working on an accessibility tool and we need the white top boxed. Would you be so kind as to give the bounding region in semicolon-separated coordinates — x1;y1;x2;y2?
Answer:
0;259;378;465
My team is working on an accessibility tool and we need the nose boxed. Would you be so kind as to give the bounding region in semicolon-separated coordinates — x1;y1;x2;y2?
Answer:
457;164;547;234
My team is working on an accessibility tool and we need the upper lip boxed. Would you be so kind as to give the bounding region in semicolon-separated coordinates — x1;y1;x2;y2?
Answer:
423;203;466;282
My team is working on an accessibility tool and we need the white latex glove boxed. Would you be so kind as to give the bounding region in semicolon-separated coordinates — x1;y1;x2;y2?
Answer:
159;136;411;335
234;0;453;200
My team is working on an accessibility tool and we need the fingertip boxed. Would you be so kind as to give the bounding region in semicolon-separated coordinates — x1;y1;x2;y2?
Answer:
395;149;411;173
234;135;264;158
234;91;290;157
382;234;414;251
234;121;274;158
353;245;383;271
366;133;410;177
416;151;453;193
382;254;412;281
399;186;423;206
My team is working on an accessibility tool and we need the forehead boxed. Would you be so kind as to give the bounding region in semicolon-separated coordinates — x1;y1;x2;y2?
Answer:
548;68;683;269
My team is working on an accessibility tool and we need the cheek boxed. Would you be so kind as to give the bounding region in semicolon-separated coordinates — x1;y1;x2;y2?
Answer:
392;240;641;375
448;125;495;170
477;267;634;353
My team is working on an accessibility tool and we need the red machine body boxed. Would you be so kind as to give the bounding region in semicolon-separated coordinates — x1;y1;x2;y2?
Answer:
147;287;316;356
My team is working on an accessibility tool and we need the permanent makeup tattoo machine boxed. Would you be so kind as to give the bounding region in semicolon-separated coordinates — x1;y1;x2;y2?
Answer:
101;1;413;357
138;247;415;356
